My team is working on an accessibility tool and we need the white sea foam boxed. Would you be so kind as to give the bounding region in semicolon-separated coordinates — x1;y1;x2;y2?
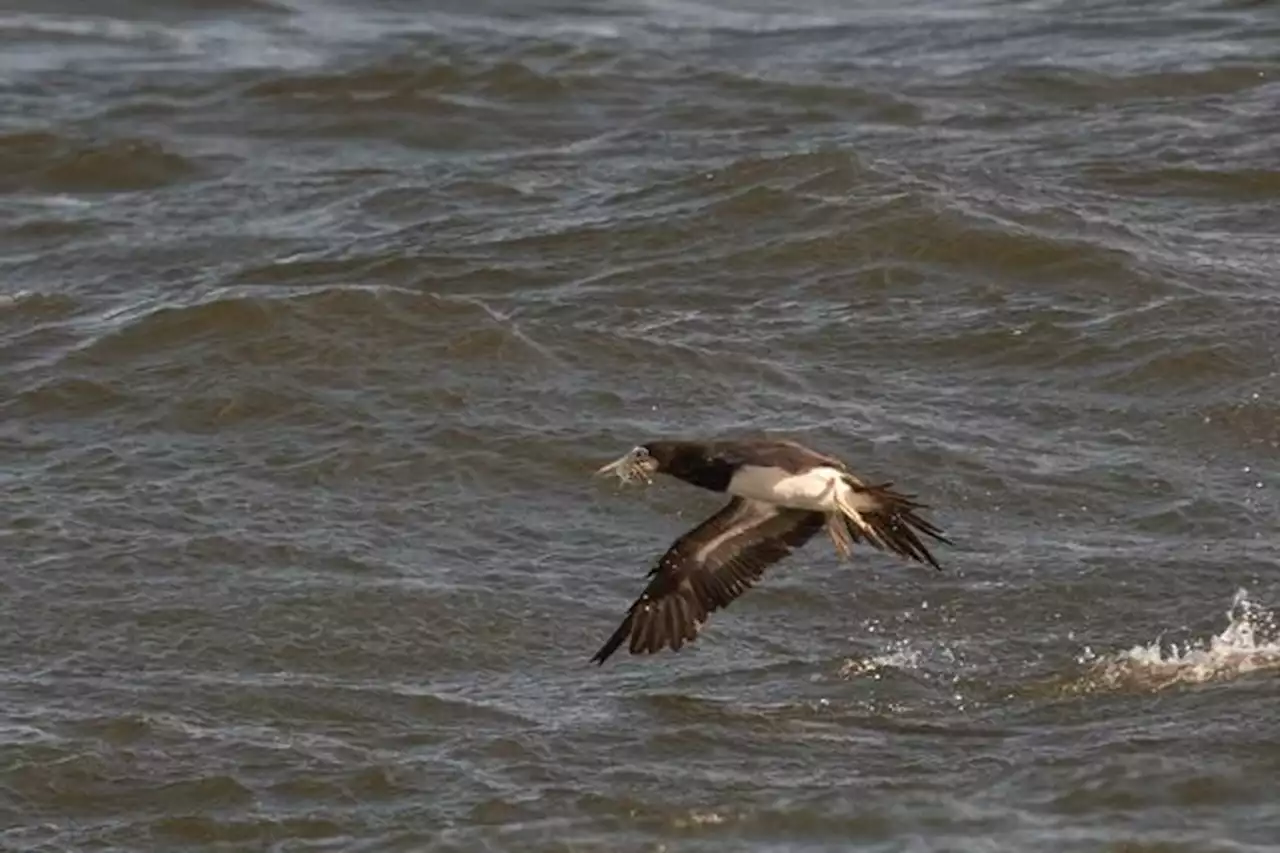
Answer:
0;289;34;307
1073;588;1280;693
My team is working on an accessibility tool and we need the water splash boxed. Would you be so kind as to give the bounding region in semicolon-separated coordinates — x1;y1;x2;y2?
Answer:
1069;588;1280;694
838;640;924;680
837;635;972;712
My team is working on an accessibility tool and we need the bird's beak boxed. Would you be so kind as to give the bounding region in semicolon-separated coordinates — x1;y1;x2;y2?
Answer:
595;447;657;484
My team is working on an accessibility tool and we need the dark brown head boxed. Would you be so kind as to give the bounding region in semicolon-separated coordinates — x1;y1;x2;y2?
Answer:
595;440;735;492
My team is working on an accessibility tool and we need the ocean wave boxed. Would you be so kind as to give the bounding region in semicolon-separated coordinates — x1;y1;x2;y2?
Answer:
246;54;581;109
0;131;200;194
0;289;78;320
68;286;476;368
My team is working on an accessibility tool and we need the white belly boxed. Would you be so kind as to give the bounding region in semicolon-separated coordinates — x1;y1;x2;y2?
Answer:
727;465;849;512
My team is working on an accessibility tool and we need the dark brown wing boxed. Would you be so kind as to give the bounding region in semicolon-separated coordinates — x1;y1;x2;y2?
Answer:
591;498;825;665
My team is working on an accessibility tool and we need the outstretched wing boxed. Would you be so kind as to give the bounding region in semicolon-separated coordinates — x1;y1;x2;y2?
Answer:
591;498;825;665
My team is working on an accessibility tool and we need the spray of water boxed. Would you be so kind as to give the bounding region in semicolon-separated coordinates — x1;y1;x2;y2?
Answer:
840;590;1280;703
1070;588;1280;694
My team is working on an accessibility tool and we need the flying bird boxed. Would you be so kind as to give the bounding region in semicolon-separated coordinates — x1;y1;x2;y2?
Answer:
590;437;951;665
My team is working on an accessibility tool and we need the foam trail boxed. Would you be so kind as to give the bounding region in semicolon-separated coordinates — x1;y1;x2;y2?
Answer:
1073;588;1280;693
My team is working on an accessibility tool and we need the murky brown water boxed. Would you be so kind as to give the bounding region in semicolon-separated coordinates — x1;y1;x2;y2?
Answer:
2;1;1279;851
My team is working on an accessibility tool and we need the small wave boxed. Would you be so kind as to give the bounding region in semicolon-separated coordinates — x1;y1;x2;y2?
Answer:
247;56;573;108
9;376;134;420
150;815;344;847
1068;589;1280;694
636;1;840;34
0;10;326;74
0;131;200;194
69;285;464;367
1086;163;1280;202
0;289;77;319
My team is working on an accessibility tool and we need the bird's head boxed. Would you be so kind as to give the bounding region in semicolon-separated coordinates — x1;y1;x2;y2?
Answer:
595;441;684;485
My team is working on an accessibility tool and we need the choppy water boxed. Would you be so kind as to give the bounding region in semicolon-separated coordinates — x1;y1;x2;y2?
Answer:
2;1;1279;851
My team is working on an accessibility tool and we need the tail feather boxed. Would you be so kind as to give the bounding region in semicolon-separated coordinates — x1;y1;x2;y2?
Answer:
836;477;952;571
826;513;855;559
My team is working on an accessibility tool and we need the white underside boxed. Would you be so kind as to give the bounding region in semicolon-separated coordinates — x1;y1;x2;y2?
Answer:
726;465;868;513
727;465;886;550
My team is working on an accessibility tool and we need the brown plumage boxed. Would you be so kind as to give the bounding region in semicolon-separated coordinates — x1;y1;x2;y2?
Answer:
592;437;953;665
591;497;826;664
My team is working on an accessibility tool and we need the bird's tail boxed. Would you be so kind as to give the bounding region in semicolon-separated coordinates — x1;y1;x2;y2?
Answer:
825;513;855;559
834;477;952;570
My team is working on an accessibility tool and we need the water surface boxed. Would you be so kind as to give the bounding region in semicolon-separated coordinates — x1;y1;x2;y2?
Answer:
2;1;1279;851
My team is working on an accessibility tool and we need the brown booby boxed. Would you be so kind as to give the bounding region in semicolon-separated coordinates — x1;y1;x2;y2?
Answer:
591;438;951;665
